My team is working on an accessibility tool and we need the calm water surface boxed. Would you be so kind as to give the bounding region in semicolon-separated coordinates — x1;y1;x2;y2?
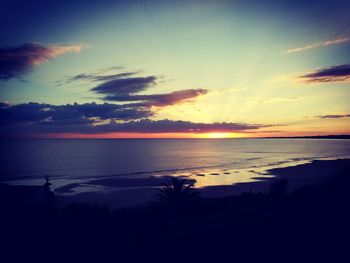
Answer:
1;139;350;191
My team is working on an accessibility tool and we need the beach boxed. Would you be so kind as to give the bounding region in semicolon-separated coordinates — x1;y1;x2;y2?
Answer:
1;157;349;261
2;158;349;209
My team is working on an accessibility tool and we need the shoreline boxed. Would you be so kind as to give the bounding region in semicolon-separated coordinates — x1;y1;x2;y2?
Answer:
1;158;349;209
200;158;350;197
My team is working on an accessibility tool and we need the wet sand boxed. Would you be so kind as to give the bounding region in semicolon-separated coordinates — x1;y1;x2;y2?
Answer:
2;158;349;209
55;158;350;208
201;158;350;197
66;158;350;207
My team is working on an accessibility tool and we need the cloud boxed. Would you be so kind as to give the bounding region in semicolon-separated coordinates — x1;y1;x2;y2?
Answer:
316;114;350;119
105;89;208;106
0;102;153;126
256;97;302;104
91;76;157;95
93;119;273;133
0;103;273;137
0;43;85;80
299;64;350;83
72;72;136;82
65;67;208;107
58;69;138;86
59;64;208;107
287;37;350;53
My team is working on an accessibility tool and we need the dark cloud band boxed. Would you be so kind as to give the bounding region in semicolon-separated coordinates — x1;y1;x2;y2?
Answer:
91;76;157;95
299;64;350;83
93;119;272;133
0;102;153;126
0;43;84;80
105;89;208;106
0;102;273;137
316;114;350;119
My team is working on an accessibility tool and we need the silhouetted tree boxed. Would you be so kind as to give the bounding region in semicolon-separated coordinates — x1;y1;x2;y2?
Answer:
156;177;200;211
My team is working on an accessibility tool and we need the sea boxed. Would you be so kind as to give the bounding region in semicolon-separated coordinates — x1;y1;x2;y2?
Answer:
1;138;350;204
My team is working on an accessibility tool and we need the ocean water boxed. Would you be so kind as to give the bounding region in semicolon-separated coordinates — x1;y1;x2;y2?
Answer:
1;139;350;187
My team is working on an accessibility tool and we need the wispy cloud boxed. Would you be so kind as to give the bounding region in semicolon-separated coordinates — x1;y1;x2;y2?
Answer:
71;72;136;82
105;89;208;107
57;68;137;86
256;97;302;104
316;114;350;119
286;37;350;53
0;43;86;80
299;64;350;83
92;76;158;95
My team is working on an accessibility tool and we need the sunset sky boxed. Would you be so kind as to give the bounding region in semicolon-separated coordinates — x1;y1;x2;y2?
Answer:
1;0;350;138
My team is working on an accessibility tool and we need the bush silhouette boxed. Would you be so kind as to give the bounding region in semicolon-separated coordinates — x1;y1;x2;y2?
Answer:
156;177;200;210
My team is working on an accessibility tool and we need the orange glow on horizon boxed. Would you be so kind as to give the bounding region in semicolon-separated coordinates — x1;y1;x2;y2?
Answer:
196;132;245;138
34;132;248;139
28;130;350;139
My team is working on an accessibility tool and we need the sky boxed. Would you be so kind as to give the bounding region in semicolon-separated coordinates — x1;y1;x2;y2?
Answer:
0;0;350;138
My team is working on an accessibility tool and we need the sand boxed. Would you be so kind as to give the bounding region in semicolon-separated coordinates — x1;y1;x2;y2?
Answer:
2;158;349;209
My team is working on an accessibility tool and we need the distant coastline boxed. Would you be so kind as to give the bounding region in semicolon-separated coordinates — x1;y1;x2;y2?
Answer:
260;135;350;139
1;135;350;140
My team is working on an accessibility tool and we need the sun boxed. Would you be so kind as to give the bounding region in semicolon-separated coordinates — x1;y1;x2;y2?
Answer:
197;132;243;139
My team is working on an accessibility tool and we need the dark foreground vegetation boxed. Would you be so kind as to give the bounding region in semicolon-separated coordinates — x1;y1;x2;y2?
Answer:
1;174;349;262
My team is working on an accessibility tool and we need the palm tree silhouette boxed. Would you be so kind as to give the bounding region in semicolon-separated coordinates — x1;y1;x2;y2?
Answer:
156;177;200;206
